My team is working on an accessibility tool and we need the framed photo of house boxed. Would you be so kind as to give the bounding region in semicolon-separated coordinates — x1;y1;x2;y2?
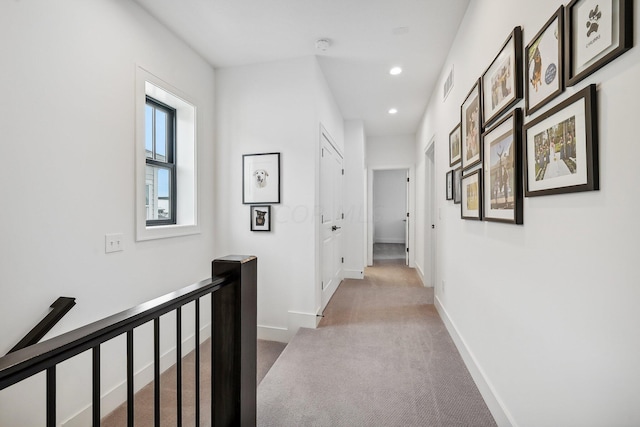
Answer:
453;167;462;204
449;123;462;166
461;79;482;171
481;26;523;127
526;7;565;116
565;0;633;86
523;84;598;197
250;205;271;231
242;152;281;204
461;169;482;220
482;108;523;224
446;170;454;200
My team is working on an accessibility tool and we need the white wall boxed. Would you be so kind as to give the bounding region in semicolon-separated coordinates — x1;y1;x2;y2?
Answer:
373;170;407;244
415;0;640;426
215;56;343;343
0;0;216;425
343;120;366;279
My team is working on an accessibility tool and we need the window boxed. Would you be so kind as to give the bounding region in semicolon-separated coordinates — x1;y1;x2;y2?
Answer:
145;97;176;225
136;67;199;241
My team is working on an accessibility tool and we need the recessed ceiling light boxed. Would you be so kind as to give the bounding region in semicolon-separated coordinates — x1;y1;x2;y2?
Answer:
389;67;402;76
388;108;398;115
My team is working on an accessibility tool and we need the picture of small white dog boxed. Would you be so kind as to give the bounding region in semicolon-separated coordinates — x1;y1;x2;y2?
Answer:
254;169;269;188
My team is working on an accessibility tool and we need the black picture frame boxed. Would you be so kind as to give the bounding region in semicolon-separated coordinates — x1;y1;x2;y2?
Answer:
242;152;281;204
523;84;598;197
449;123;462;166
250;205;271;231
453;167;462;204
461;168;482;220
565;0;634;86
482;108;523;224
526;6;565;116
481;26;523;127
461;79;483;171
446;170;454;200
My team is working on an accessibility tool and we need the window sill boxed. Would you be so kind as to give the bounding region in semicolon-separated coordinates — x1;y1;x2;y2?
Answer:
136;223;201;242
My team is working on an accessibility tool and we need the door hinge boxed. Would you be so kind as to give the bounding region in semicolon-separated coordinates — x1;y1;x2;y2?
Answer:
406;212;410;217
342;168;344;175
341;257;344;263
406;247;409;253
407;177;410;182
341;213;344;219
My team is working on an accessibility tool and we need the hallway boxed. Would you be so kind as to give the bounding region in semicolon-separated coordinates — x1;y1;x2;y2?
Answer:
257;260;496;426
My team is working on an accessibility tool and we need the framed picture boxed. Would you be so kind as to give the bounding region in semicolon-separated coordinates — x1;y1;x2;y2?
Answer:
446;170;454;200
482;109;523;224
449;123;462;166
523;84;598;197
526;7;565;116
242;152;281;204
461;169;482;220
250;205;271;231
565;0;633;86
481;27;523;127
461;79;482;171
453;167;462;204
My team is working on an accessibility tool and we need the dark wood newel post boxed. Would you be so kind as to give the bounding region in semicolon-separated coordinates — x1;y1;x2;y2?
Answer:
212;255;257;427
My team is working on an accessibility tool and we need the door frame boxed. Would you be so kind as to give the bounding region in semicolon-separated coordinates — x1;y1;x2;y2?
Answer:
423;138;436;287
367;165;415;267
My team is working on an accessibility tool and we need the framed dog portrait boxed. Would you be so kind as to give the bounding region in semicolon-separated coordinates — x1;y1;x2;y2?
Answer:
243;152;281;204
482;109;523;224
461;169;482;220
449;123;462;166
565;0;633;86
526;7;565;116
461;79;482;171
523;84;598;197
481;27;523;127
250;205;271;231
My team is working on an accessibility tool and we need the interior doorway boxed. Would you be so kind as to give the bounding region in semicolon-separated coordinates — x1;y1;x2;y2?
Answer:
424;141;436;287
371;169;409;264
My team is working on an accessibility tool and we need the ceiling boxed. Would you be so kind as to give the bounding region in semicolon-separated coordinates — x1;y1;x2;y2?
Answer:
133;0;470;137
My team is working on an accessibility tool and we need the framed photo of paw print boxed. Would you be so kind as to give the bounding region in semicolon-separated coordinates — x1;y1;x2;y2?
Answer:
565;0;633;86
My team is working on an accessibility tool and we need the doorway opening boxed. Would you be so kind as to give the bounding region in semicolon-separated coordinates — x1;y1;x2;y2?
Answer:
371;169;409;264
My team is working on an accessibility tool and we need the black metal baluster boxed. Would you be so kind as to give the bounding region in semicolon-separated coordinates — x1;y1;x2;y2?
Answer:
46;366;56;427
211;291;215;424
176;306;182;427
93;346;101;426
195;299;200;426
154;318;160;427
127;330;134;427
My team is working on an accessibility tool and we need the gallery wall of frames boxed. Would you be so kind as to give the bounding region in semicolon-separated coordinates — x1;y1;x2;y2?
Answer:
446;0;633;224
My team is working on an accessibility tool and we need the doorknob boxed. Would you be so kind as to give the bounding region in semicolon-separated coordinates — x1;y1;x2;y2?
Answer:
331;225;342;231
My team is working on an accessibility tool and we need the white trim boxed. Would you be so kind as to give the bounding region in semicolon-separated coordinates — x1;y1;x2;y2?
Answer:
435;296;516;427
61;323;211;427
135;66;200;241
257;324;289;343
374;237;405;244
344;269;364;280
415;262;428;287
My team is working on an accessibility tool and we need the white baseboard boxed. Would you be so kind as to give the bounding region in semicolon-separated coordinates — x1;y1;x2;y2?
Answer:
374;238;405;244
434;297;516;427
415;263;426;286
257;324;289;343
344;269;364;279
61;323;211;427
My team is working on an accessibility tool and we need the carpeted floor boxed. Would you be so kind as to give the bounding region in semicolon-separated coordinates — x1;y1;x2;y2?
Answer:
257;259;497;426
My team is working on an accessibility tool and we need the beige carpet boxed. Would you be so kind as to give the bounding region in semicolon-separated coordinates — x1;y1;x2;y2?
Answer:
257;260;497;426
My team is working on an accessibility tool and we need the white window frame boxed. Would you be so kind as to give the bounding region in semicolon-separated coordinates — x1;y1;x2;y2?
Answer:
136;66;199;241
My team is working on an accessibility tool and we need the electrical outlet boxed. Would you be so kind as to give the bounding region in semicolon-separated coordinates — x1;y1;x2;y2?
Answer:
105;233;124;253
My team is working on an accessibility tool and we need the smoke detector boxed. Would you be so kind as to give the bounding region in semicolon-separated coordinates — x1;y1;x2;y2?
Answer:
315;38;331;52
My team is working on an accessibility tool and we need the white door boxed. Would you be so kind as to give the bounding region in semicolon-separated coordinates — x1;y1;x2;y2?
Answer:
320;132;344;310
